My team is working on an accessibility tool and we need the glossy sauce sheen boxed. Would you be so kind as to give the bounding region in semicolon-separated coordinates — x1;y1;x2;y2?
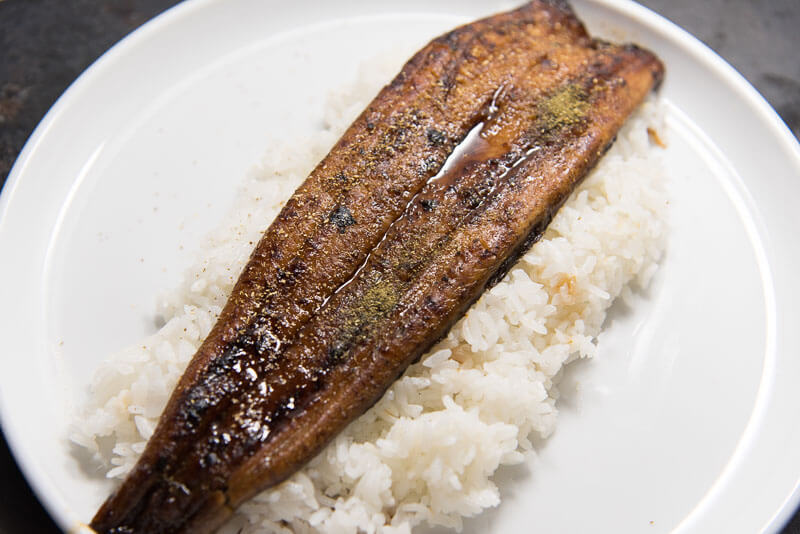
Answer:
90;2;664;532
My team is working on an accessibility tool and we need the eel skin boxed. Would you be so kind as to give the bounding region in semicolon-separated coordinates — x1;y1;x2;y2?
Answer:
90;1;664;532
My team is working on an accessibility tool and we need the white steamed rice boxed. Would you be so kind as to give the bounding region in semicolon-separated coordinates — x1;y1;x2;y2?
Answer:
71;57;668;533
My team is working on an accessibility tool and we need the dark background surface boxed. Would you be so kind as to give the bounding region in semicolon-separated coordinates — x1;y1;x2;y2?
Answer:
1;1;798;533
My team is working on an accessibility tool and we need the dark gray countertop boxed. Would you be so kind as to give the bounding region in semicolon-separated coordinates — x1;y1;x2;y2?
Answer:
1;1;798;532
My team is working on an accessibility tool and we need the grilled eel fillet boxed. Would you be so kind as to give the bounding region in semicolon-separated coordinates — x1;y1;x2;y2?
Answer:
91;1;664;532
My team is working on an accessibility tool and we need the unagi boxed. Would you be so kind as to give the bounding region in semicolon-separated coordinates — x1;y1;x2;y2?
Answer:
91;2;664;532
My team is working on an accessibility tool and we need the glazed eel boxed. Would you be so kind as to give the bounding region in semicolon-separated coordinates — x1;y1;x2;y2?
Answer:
91;1;664;532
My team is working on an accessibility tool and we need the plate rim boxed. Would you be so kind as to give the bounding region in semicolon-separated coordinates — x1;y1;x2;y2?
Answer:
1;0;799;531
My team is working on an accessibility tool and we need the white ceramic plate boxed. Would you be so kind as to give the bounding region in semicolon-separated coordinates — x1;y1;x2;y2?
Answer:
2;0;800;532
